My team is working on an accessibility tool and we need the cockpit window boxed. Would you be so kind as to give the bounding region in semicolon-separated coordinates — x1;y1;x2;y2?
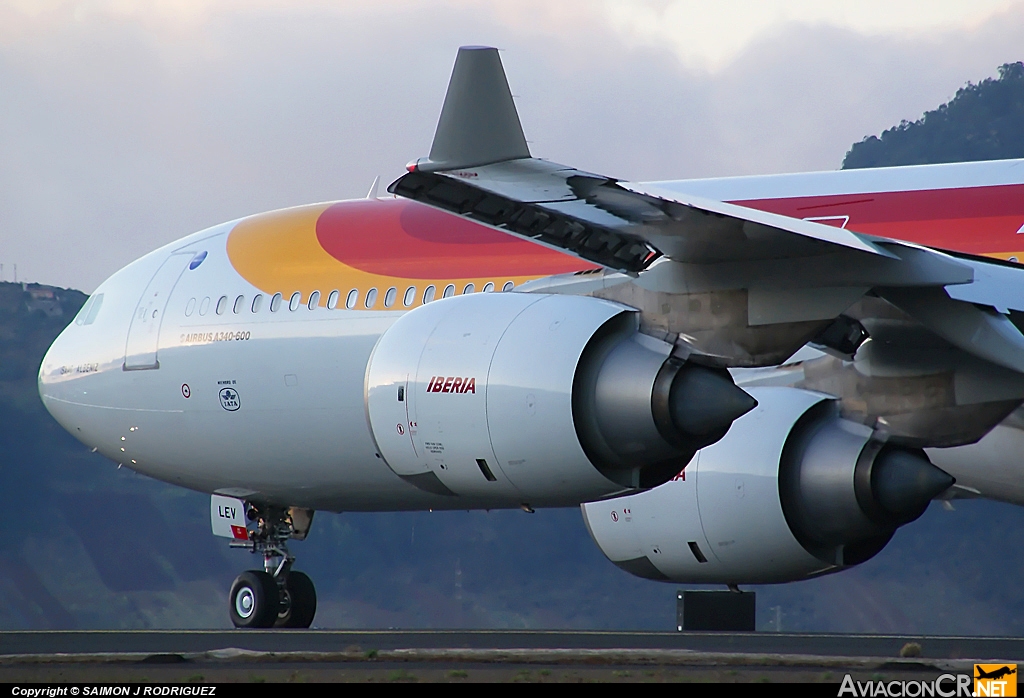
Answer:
74;297;92;326
75;293;104;326
84;294;103;325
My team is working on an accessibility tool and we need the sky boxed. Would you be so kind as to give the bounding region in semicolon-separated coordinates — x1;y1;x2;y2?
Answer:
2;0;1024;291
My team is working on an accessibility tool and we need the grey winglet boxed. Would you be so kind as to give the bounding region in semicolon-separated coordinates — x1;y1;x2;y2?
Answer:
417;46;530;172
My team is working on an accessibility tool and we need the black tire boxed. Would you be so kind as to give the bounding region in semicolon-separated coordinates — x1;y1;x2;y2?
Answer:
229;570;280;628
276;571;317;628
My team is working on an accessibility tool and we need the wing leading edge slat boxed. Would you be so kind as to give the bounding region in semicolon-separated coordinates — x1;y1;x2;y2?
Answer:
389;166;661;273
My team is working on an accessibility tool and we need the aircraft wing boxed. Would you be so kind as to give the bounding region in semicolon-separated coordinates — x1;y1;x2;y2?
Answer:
391;157;890;274
390;46;1024;373
388;47;962;286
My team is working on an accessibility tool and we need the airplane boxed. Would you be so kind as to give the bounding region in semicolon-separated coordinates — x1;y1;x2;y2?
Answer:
38;46;1024;628
976;666;1017;681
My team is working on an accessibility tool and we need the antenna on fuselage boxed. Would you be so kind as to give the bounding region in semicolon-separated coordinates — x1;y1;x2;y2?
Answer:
366;175;380;199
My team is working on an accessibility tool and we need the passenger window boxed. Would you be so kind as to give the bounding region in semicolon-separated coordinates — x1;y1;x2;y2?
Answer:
384;287;397;308
346;289;358;309
442;284;455;298
232;295;245;314
199;297;211;315
423;285;436;304
502;281;514;292
251;294;263;313
404;286;416;306
289;291;301;311
365;288;378;308
184;298;196;317
216;295;228;315
270;292;282;312
308;290;320;310
327;290;340;309
482;282;494;293
463;283;475;295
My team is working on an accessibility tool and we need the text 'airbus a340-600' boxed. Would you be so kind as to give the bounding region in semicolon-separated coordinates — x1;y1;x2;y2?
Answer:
39;47;1024;627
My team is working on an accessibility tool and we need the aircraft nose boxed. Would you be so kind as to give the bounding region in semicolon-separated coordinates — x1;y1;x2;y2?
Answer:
37;290;118;437
38;312;84;410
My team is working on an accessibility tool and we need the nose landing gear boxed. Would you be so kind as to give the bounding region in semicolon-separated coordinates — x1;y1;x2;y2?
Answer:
228;503;317;628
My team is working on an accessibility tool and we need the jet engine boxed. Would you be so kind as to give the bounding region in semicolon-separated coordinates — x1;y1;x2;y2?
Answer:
582;386;955;584
365;293;755;505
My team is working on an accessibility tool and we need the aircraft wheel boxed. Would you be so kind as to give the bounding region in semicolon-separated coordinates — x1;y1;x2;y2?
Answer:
276;571;317;628
229;571;279;628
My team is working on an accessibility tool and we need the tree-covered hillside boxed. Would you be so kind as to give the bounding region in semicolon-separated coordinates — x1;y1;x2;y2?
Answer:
843;62;1024;169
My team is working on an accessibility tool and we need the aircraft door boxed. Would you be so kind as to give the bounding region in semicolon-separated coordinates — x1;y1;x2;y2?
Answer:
124;252;193;370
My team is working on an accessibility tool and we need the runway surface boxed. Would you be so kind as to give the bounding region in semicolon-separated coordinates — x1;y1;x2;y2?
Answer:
0;630;1022;660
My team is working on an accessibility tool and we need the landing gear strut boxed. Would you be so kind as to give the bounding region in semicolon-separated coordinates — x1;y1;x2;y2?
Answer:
228;503;317;628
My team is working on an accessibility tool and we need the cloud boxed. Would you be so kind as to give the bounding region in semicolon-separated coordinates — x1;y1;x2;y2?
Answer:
600;0;1022;69
1;1;1023;290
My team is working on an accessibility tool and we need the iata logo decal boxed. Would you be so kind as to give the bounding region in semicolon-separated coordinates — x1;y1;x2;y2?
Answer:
219;387;241;411
427;376;477;394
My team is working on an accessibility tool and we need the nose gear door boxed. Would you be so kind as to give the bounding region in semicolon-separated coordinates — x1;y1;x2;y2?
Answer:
124;252;193;370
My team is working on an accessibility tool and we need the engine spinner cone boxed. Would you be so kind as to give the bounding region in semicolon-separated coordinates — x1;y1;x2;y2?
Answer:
669;365;758;437
871;449;955;524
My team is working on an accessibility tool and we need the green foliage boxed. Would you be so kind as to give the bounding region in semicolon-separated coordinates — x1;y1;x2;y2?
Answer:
388;669;417;682
843;62;1024;169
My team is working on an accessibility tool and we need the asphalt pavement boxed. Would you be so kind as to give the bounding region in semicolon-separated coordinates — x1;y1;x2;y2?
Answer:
0;630;1021;660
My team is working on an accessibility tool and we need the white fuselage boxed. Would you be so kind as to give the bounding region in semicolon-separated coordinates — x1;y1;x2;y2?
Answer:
39;161;1024;512
40;222;427;512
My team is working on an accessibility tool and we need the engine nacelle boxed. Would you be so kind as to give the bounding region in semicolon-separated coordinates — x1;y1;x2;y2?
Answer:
582;386;954;584
365;293;755;506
